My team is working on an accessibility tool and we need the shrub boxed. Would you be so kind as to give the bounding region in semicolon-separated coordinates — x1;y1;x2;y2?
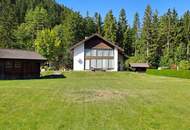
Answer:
179;60;190;70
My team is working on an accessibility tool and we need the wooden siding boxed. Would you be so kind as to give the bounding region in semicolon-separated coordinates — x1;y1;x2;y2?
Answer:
84;36;114;49
0;59;42;79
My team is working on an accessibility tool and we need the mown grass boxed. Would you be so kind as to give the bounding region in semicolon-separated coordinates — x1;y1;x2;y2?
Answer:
0;72;190;130
147;69;190;79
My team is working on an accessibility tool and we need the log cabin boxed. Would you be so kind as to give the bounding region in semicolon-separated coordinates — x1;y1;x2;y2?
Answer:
0;49;46;79
71;34;125;71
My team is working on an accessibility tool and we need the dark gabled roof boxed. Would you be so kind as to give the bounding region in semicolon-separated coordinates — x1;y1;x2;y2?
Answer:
129;63;150;68
71;34;124;52
0;49;47;61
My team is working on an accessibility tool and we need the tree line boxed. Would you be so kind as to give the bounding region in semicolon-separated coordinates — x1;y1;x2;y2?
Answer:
1;0;190;69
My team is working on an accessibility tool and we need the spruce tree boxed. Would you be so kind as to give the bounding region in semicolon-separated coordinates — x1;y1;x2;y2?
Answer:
123;27;133;56
117;8;128;47
183;11;190;60
142;5;153;59
84;12;96;36
94;12;102;34
132;12;141;56
0;0;17;48
103;10;117;43
149;10;160;67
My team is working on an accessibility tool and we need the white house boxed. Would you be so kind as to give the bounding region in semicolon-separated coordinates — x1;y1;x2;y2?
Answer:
71;34;125;71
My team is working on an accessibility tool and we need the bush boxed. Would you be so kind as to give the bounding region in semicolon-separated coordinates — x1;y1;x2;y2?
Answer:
147;69;190;79
179;60;190;70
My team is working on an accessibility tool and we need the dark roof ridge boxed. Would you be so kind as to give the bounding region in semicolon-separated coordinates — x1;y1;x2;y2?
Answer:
71;34;124;52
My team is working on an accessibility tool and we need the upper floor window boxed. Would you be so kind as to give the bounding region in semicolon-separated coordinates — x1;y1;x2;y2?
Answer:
85;49;114;57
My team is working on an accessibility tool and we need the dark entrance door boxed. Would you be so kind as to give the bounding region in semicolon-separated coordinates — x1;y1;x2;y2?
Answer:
0;63;4;79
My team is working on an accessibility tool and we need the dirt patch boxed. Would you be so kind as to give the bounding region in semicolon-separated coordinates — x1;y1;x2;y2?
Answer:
67;90;128;103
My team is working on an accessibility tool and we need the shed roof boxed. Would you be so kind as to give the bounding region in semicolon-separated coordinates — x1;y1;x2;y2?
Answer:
71;34;124;53
129;63;149;68
0;49;47;61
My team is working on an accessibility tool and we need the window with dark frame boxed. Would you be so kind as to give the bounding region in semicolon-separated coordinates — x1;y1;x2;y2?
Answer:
84;49;114;70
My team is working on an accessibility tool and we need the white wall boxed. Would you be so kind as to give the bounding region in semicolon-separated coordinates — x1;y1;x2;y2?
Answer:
73;43;84;71
113;47;118;71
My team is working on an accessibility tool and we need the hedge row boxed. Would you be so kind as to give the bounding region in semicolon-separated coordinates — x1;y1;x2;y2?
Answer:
146;69;190;79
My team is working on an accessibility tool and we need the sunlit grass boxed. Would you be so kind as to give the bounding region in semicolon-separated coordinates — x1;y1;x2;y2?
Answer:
0;72;190;130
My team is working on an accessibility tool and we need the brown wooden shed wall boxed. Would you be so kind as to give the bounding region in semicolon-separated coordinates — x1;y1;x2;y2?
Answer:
0;59;42;79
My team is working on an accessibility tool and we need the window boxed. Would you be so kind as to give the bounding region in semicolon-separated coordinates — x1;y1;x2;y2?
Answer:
85;49;91;56
91;59;96;68
102;50;109;56
103;59;108;69
97;59;102;68
109;59;114;68
97;50;102;56
85;60;90;70
91;49;96;56
109;50;114;56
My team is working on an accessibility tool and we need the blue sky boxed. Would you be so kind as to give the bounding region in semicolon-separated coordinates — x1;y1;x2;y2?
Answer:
56;0;190;25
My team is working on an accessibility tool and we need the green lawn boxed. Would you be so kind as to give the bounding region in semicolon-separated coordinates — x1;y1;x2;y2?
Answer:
147;69;190;79
0;72;190;130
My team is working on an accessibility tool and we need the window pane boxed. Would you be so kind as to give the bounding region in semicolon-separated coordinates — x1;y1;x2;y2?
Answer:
91;59;96;68
85;49;91;56
109;50;114;56
102;50;109;56
109;59;114;68
97;59;102;68
97;50;102;56
85;60;90;70
91;49;96;56
103;59;108;69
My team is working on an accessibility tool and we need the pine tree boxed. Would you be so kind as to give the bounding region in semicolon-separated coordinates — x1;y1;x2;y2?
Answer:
117;8;128;47
132;12;141;56
94;12;102;34
159;9;179;65
103;10;117;43
149;10;160;67
84;12;96;36
142;5;153;59
0;0;17;48
123;27;133;56
183;11;190;60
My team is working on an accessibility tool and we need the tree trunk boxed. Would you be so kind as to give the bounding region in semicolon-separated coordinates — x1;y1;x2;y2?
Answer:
147;41;149;57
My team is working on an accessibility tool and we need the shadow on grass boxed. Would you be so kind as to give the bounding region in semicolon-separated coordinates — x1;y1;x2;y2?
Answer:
40;74;66;79
0;74;66;80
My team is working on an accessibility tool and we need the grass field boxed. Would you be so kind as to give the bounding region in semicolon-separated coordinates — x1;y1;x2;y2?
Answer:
0;72;190;130
147;69;190;79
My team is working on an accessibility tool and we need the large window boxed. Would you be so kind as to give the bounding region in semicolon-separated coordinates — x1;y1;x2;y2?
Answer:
85;59;114;70
85;49;114;57
85;49;114;70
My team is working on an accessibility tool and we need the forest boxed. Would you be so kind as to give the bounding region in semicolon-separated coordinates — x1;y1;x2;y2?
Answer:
1;0;190;70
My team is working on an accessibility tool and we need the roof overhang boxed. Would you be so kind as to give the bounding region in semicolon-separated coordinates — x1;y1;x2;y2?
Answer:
70;34;124;53
129;63;150;68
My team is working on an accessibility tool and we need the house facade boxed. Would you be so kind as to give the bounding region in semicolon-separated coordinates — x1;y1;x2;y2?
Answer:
71;34;125;71
0;49;46;79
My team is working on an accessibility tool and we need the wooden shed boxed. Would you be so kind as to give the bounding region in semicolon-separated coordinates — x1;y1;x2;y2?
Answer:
0;49;46;79
129;63;149;72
